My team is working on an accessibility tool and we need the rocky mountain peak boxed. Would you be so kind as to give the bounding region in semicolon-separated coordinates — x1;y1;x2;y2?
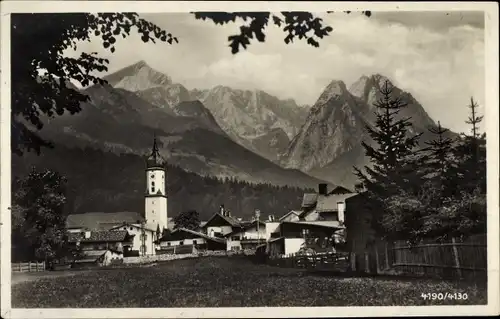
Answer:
349;74;394;100
315;80;348;106
371;73;393;88
104;60;173;92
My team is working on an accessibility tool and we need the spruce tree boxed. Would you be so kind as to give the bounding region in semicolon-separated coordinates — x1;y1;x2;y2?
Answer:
440;97;486;238
354;80;424;240
424;121;454;194
453;97;486;194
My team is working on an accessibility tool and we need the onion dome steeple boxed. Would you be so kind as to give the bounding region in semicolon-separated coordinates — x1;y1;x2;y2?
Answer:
146;134;165;169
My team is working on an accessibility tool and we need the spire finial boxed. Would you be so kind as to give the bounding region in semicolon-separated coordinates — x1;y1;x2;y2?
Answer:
151;133;159;157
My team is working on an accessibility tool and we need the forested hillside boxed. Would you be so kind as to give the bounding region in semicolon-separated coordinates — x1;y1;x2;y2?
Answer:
12;145;311;220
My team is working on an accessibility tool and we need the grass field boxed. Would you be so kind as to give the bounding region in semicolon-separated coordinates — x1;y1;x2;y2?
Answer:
12;256;487;307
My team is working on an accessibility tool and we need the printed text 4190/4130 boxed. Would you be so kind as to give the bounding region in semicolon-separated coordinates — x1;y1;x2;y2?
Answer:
421;292;469;301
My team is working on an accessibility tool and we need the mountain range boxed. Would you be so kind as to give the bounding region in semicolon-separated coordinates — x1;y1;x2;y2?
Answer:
281;74;449;187
26;62;324;189
13;60;454;217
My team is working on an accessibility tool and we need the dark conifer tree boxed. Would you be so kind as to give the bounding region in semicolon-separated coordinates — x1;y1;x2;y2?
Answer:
354;80;424;240
452;97;486;194
424;121;454;195
427;97;487;240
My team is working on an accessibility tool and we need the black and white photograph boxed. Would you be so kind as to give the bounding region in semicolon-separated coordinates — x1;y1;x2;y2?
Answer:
0;1;498;318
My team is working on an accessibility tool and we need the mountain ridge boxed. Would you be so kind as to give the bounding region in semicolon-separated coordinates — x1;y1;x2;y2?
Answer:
280;73;453;188
100;61;309;162
33;81;327;189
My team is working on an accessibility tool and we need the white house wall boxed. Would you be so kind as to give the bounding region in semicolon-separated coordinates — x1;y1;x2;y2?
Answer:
115;225;156;255
226;227;266;251
207;225;232;237
303;210;319;221
265;222;280;240
284;238;305;255
159;237;206;248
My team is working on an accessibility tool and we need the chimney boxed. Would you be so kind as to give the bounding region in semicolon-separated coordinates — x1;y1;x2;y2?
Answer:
318;183;328;195
227;210;231;217
337;202;345;223
84;231;91;239
220;204;225;216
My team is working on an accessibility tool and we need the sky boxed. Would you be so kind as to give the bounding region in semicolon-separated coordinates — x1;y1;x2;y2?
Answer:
66;11;485;134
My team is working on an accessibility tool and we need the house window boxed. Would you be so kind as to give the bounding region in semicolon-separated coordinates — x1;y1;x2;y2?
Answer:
167;242;171;246
193;240;197;245
231;236;240;241
129;227;133;231
179;241;184;246
151;187;155;193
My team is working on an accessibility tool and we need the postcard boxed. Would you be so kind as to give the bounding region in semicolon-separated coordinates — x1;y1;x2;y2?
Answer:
1;1;498;318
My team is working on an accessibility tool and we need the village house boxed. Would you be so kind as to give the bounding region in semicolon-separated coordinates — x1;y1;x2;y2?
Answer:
158;227;226;254
67;230;134;267
201;205;244;238
264;183;355;257
110;222;158;256
226;220;266;251
65;211;158;256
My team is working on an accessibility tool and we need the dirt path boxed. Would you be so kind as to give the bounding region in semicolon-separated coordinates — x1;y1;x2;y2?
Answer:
11;270;88;285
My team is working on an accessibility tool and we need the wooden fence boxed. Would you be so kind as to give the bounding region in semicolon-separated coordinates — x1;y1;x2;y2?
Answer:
266;234;487;280
367;234;487;279
12;261;46;273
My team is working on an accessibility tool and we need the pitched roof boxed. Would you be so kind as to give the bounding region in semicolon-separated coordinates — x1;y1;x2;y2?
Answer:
301;193;318;208
225;220;266;236
109;222;156;233
178;228;226;244
279;210;301;221
67;230;131;243
66;212;144;231
203;213;242;228
330;186;354;194
281;221;345;231
316;193;358;213
161;228;204;241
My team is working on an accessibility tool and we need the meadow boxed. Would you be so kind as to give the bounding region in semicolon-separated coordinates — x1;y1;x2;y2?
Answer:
12;256;487;307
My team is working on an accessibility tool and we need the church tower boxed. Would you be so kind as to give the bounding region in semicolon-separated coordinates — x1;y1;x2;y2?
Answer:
145;135;168;232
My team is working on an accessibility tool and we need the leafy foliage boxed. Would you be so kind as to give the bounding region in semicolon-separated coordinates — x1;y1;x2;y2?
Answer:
173;211;201;231
11;13;177;156
11;168;71;262
193;11;370;54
